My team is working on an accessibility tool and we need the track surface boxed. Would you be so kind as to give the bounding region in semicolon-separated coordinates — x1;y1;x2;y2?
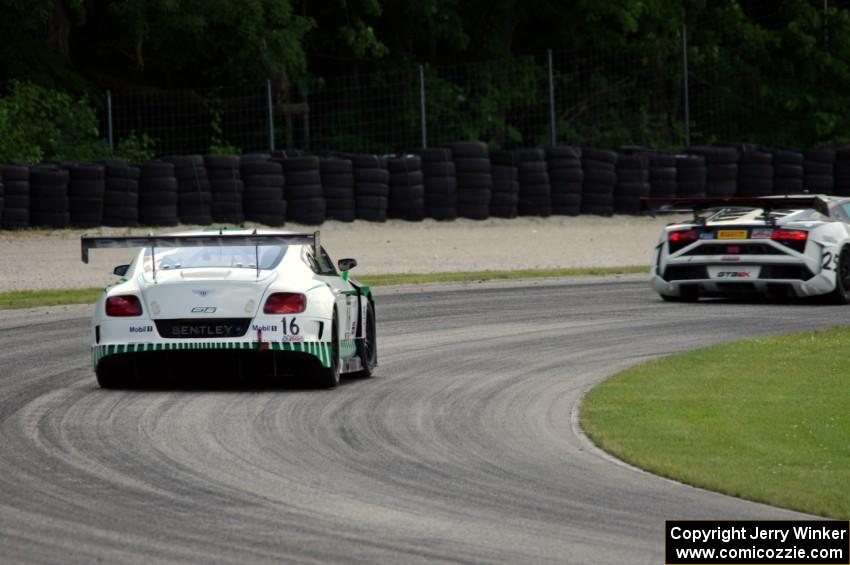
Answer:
1;277;846;564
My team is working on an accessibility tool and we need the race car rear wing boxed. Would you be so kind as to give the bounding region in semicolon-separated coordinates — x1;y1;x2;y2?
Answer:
81;231;321;280
641;195;830;215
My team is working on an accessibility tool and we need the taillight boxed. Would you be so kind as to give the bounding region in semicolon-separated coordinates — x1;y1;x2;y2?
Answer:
771;229;808;241
106;295;143;317
668;229;698;242
264;293;306;314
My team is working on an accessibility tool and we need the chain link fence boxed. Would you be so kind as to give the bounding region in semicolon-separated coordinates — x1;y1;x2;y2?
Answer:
102;34;761;157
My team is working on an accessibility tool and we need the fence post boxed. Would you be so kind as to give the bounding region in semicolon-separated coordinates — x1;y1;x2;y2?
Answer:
106;90;114;150
547;49;556;147
419;65;427;148
681;25;691;148
266;79;275;151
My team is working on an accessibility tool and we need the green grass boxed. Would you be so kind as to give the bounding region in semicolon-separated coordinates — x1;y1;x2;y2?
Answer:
0;266;645;310
581;327;850;518
0;288;104;309
355;265;646;286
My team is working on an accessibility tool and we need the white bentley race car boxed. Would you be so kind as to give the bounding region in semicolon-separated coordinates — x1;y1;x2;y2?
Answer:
648;195;850;303
82;230;377;388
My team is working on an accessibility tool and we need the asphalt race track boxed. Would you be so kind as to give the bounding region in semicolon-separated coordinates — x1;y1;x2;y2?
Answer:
1;276;847;564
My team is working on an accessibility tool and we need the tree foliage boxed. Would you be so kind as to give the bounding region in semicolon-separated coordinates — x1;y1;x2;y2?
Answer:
2;1;850;151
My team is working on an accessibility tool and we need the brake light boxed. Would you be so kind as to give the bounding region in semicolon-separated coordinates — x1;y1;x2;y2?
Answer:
105;295;143;317
668;229;698;242
264;293;306;314
771;229;808;241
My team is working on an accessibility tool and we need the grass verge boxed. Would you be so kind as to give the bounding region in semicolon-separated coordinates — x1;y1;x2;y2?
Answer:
580;327;850;518
0;265;645;310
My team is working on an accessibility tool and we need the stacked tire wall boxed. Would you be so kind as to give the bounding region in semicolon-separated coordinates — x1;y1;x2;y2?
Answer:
547;146;583;215
205;155;244;224
320;157;355;222
448;142;492;220
387;155;425;221
413;148;457;220
4;142;850;231
352;154;389;222
1;165;28;229
490;150;519;218
581;148;617;215
101;159;140;227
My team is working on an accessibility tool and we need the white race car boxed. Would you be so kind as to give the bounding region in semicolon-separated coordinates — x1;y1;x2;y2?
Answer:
82;229;377;388
648;195;850;303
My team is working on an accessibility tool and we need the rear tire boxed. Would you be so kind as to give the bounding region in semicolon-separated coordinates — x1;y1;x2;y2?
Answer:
351;301;377;378
661;287;699;302
827;247;850;304
316;316;340;388
95;360;125;389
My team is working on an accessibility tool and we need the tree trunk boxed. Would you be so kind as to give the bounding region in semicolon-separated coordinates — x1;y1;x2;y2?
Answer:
47;0;72;61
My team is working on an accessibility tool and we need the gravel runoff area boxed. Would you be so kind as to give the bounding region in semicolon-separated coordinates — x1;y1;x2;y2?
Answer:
0;215;685;292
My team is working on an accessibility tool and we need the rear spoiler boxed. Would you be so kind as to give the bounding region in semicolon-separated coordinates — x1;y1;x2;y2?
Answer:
641;195;830;217
81;231;321;264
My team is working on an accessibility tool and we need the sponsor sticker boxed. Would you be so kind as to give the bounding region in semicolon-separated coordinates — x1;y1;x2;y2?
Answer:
708;265;760;279
751;228;773;239
699;231;715;240
129;325;153;333
251;324;278;332
717;229;748;239
281;335;305;342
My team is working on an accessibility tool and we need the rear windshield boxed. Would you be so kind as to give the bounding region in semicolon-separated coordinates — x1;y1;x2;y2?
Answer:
143;245;289;271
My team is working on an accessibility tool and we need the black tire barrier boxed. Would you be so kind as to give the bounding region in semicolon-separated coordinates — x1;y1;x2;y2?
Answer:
204;154;244;224
241;158;285;226
614;153;649;214
139;160;178;226
387;155;425;221
770;149;804;195
100;159;140;227
1;164;30;229
803;148;835;195
643;151;676;198
511;149;551;217
834;147;850;196
581;148;616;215
351;154;389;222
687;146;738;197
320;157;355;222
448;141;492;219
675;154;707;198
63;163;105;228
29;165;70;228
412;147;457;220
547;146;582;216
163;155;212;225
278;155;324;225
491;152;520;218
737;150;774;197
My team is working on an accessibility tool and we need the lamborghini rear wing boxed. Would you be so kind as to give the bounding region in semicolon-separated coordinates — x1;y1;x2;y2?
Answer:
641;195;830;215
81;231;321;264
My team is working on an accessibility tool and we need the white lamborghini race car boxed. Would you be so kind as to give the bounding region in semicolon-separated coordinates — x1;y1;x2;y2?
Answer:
81;229;377;388
648;195;850;302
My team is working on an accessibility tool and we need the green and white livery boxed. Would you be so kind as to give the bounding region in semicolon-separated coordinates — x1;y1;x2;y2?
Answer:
82;229;377;388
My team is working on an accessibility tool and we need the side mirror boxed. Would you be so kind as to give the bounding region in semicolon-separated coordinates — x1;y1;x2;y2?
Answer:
338;258;357;272
113;264;129;277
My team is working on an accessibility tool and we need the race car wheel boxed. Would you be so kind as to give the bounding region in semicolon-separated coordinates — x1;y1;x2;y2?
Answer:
96;358;126;389
316;315;340;388
661;286;699;302
828;247;850;304
352;300;377;378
